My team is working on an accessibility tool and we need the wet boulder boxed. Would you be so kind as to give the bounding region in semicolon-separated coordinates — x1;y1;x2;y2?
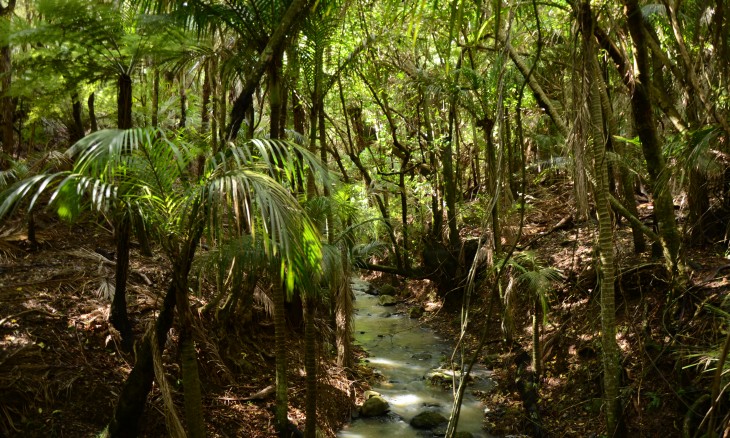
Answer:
408;306;425;318
360;395;390;417
378;295;398;306
363;390;381;399
364;284;379;296
410;410;447;429
379;284;397;296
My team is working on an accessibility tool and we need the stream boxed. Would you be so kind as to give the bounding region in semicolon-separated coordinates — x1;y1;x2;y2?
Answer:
338;279;494;437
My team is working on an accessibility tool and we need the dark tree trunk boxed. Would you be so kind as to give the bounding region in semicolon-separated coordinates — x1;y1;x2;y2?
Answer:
210;60;219;152
0;0;16;168
198;62;211;176
151;70;159;129
176;274;205;438
88;93;98;132
596;70;645;253
112;72;134;353
298;85;313;194
335;247;352;368
178;72;187;129
480;117;501;254
108;281;177;438
110;216;134;352
202;62;211;134
270;65;282;141
118;73;133;130
273;282;289;433
624;0;683;282
443;134;458;248
422;96;443;239
688;168;710;245
304;297;317;438
70;92;84;144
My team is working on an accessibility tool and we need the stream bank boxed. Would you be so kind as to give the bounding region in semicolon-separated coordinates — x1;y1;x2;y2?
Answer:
338;279;494;437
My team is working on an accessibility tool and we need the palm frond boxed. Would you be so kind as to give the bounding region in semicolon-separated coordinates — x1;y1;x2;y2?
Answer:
254;286;275;318
0;172;70;221
351;240;388;267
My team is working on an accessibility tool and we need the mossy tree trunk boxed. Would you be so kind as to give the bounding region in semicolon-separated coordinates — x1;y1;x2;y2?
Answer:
623;0;683;283
582;2;622;433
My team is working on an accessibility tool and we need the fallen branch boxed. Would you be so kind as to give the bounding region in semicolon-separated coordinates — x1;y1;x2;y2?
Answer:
215;385;275;402
518;214;574;250
0;308;61;327
608;194;660;242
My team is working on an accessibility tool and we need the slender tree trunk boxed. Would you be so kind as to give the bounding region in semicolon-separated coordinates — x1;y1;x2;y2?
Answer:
445;103;459;248
118;73;132;130
176;272;206;438
481;117;501;254
110;70;136;349
88;93;98;132
583;3;622;433
294;85;307;193
218;80;226;152
70;91;84;144
399;160;410;271
178;71;187;129
0;0;16;168
210;58;218;153
304;297;317;438
335;246;353;368
268;50;290;433
624;0;683;284
422;95;443;239
307;44;321;199
108;281;177;438
151;69;159;129
202;61;211;134
532;300;541;379
597;73;645;253
111;215;134;352
272;281;289;432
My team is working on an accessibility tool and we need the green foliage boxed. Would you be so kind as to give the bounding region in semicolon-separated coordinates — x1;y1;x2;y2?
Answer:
54;181;82;222
497;250;563;320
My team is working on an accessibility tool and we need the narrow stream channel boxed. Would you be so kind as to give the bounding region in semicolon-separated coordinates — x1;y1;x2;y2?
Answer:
338;279;494;437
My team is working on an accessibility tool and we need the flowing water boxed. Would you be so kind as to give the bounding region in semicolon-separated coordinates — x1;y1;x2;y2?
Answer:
338;279;494;437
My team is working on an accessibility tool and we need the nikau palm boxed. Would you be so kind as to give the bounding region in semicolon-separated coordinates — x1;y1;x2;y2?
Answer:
0;128;325;437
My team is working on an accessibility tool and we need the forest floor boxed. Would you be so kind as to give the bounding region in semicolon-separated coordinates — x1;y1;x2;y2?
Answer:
405;179;730;437
0;213;367;437
2;177;730;437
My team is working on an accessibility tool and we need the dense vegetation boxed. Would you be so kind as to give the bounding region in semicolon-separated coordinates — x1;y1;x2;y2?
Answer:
1;0;730;436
